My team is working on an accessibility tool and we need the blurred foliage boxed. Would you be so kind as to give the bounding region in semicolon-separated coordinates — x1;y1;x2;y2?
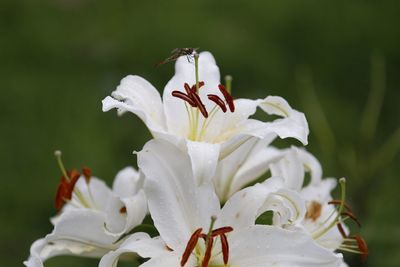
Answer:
1;0;399;266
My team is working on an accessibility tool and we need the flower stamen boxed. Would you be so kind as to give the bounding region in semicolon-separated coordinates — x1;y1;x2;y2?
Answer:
220;233;229;265
172;91;197;107
202;236;214;267
53;150;93;211
181;228;203;267
55;168;80;211
180;221;233;267
218;84;235;112
191;92;209;118
308;178;368;261
207;94;227;113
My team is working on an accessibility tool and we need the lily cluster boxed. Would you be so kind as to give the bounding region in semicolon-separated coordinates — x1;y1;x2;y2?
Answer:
25;51;367;267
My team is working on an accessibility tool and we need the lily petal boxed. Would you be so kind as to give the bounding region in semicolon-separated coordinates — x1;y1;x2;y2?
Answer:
47;209;119;246
138;139;220;251
99;233;170;267
229;225;342;267
229;144;281;195
102;75;166;134
112;166;142;197
242;96;309;145
104;190;147;235
270;148;305;191
186;140;220;185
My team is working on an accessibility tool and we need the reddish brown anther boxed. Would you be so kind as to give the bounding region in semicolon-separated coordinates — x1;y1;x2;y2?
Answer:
191;92;209;118
218;84;235;112
172;91;197;107
202;237;214;267
181;226;233;267
184;83;194;95
328;200;353;213
352;235;368;261
220;233;229;265
181;228;203;267
55;169;81;211
337;223;348;238
211;226;234;237
190;81;205;92
341;211;361;227
82;167;92;184
207;94;227;112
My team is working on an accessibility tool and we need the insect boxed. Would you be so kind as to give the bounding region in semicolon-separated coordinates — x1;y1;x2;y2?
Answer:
155;47;198;67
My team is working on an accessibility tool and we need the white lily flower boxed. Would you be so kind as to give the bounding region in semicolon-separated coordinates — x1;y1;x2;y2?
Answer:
268;147;368;260
102;51;309;201
24;166;147;267
99;140;341;267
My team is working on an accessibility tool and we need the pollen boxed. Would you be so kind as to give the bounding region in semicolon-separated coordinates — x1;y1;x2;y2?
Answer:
55;169;81;211
305;201;322;221
119;206;127;214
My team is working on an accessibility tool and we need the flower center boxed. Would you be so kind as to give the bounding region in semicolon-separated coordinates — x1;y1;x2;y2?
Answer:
310;178;368;260
181;219;233;267
171;53;236;141
54;150;95;211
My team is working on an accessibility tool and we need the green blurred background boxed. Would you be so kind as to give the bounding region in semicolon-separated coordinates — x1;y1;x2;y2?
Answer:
1;0;399;266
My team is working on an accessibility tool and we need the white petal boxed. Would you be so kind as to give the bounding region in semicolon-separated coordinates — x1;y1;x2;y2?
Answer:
339;258;349;267
24;232;111;267
270;148;305;191
138;139;219;250
47;209;119;247
112;166;142;197
99;233;170;267
218;183;269;229
24;239;47;267
139;252;182;267
229;226;342;267
71;177;113;211
104;191;147;235
186;141;220;185
219;176;305;229
201;98;259;143
213;137;261;201
102;75;166;134
255;177;306;226
229;144;281;194
296;147;323;185
264;188;306;226
301;178;337;203
242;96;309;145
121;190;148;233
104;195;127;233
